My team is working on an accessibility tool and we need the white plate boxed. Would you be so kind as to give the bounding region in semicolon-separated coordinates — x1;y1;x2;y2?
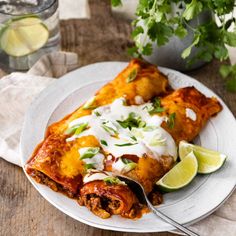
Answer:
20;62;236;233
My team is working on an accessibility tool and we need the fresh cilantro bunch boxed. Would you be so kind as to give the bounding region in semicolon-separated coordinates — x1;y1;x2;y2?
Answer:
111;0;236;91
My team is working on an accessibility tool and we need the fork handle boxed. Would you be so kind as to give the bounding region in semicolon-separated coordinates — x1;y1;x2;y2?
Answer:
147;200;199;236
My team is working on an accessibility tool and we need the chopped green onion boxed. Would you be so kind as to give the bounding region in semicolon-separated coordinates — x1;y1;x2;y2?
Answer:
79;147;100;160
149;138;166;147
65;122;88;135
65;126;78;135
115;142;137;147
123;162;137;172
103;176;125;185
121;158;133;164
126;68;138;83
84;163;95;170
148;97;165;114
83;96;97;110
117;112;146;130
101;123;118;135
167;113;176;129
130;128;144;139
143;126;158;132
100;139;108;146
94;111;101;117
130;135;137;141
74;123;88;135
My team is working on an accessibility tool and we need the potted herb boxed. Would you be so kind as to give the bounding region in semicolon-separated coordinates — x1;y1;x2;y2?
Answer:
112;0;236;91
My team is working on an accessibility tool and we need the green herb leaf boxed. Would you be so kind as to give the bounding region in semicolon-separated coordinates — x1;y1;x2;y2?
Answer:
148;22;173;46
127;46;140;58
141;43;153;56
80;147;100;160
220;64;232;78
224;31;236;47
111;0;122;7
175;25;188;39
117;112;146;130
131;26;144;39
104;176;125;185
65;123;88;135
183;0;203;21
214;45;229;61
226;78;236;92
126;69;138;83
115;142;138;147
167;113;176;129
182;34;200;59
100;139;108;146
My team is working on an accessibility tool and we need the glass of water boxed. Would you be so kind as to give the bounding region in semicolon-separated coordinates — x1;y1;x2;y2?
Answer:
0;0;60;71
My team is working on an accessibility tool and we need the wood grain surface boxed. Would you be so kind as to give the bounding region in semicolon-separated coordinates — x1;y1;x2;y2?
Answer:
0;1;235;236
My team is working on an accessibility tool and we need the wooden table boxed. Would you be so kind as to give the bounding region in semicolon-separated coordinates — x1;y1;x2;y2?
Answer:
1;1;235;235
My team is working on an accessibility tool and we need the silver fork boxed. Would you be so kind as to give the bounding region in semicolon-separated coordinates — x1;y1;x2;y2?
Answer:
117;175;199;236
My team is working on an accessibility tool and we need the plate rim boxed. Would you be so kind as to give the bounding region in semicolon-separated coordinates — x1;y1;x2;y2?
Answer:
20;61;236;233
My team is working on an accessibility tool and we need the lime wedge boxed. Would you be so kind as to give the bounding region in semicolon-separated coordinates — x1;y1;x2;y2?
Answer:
0;16;49;57
156;151;198;192
179;141;227;174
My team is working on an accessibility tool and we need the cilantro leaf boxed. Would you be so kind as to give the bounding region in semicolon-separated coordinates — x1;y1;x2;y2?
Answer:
131;26;144;39
175;25;188;39
148;22;173;46
127;46;140;58
182;34;200;59
111;0;122;7
226;78;236;92
183;0;203;21
220;64;232;78
214;45;228;61
141;43;153;56
224;32;236;47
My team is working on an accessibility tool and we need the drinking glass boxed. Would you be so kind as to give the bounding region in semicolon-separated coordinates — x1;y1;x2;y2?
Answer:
0;0;60;71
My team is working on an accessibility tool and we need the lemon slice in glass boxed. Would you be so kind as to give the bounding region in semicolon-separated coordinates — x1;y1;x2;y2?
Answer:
156;151;198;192
0;16;49;57
179;140;227;174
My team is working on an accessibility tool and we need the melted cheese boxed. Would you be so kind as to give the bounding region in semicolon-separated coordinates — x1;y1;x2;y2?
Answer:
59;146;84;178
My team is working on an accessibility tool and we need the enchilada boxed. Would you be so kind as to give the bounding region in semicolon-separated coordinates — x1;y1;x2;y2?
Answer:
26;59;222;219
